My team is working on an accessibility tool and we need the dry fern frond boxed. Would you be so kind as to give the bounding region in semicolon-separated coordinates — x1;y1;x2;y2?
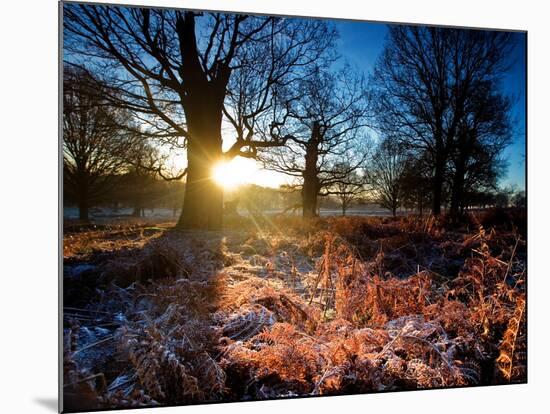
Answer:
64;214;526;408
496;295;526;382
221;305;276;341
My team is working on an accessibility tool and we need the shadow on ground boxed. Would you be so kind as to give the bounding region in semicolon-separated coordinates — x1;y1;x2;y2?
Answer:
33;397;58;412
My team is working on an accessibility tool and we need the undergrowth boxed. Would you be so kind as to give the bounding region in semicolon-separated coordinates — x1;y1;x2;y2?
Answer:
63;212;527;410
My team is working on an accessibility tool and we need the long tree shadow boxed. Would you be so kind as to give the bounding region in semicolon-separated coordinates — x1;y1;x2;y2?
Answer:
62;224;230;411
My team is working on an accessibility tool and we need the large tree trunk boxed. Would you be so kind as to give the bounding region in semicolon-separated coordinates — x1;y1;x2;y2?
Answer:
450;132;474;223
77;178;89;222
302;179;318;218
78;198;89;222
174;12;227;231
132;193;143;218
431;126;447;216
449;158;466;221
176;119;223;230
301;123;321;219
432;154;445;215
133;177;144;218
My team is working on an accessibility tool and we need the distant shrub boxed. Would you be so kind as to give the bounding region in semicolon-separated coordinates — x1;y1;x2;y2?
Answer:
478;207;527;237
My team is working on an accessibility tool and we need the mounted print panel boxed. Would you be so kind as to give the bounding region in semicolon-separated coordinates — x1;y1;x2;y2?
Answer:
61;1;527;412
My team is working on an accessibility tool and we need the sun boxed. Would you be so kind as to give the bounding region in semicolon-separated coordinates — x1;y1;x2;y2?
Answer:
212;157;288;189
212;158;252;189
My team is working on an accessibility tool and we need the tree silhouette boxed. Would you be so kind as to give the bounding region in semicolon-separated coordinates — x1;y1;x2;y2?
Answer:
367;137;407;217
326;166;366;216
64;4;336;229
123;142;164;217
372;26;513;216
399;156;432;215
63;66;138;221
448;81;512;219
260;66;370;217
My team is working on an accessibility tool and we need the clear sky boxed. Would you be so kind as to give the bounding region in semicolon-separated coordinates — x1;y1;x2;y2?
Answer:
334;20;526;190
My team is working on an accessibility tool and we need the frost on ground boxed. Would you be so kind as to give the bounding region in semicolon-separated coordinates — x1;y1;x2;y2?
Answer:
62;210;526;411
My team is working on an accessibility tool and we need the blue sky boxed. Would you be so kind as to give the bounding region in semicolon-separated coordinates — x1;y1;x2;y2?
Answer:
334;20;526;190
63;3;526;191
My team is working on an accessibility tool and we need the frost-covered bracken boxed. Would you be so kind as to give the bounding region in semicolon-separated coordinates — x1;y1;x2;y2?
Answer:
63;211;526;410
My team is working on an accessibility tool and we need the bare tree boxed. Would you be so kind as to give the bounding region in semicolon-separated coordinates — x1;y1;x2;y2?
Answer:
63;66;138;221
399;156;432;215
123;141;165;217
325;164;366;216
64;4;336;229
367;137;407;217
260;66;371;217
372;26;513;216
448;81;512;219
332;179;366;216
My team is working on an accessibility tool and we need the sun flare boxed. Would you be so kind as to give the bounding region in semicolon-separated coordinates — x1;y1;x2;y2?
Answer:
212;158;253;189
212;158;285;190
